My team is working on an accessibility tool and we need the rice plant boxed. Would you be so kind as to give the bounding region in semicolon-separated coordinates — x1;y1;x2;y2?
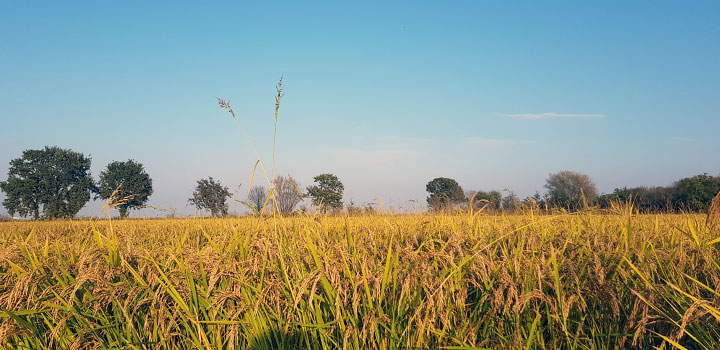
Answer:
0;211;718;349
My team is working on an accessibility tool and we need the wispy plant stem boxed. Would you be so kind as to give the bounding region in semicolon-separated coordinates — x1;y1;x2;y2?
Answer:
217;99;273;196
272;75;284;184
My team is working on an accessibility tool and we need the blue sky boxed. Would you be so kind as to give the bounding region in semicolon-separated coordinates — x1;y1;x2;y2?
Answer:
1;1;719;216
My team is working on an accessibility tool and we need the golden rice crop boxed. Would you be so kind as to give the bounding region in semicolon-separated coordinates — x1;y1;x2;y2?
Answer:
0;210;719;349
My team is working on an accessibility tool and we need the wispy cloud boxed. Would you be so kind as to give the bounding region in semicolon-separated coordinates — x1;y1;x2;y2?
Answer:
506;112;605;120
329;148;418;165
669;136;701;144
330;135;434;166
378;136;434;148
463;137;518;147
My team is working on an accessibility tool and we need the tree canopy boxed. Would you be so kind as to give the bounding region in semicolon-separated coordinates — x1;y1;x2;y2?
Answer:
598;186;675;212
544;171;598;210
97;160;153;218
274;175;303;215
466;190;502;210
188;177;232;217
426;177;465;210
0;146;95;219
673;174;720;212
306;173;344;211
247;185;268;214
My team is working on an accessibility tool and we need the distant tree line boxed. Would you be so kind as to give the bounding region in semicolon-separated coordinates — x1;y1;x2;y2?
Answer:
2;146;719;219
427;171;720;213
597;174;720;212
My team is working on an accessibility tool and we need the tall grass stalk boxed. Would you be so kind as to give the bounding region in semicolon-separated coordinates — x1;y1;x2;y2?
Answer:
218;76;284;217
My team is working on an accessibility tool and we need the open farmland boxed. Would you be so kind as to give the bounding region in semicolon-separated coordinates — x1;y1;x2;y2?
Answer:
0;211;719;349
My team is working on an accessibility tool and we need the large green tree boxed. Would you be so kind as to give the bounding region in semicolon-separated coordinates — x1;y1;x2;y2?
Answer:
306;173;344;211
0;146;95;219
96;160;153;218
188;177;232;217
544;171;598;210
673;174;720;212
426;177;465;210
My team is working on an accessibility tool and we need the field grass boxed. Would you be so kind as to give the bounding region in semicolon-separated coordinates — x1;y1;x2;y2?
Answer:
0;210;719;349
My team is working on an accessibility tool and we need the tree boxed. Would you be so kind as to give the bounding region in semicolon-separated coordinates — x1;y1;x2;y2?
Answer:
274;175;303;215
544;171;598;210
501;190;520;211
599;186;677;212
0;146;94;219
426;177;465;210
466;190;502;210
247;185;268;214
673;174;720;212
643;186;676;212
96;160;153;218
188;177;232;217
526;191;546;207
306;173;344;211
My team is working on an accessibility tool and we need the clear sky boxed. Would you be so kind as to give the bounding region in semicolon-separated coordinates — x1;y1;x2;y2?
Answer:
1;1;719;217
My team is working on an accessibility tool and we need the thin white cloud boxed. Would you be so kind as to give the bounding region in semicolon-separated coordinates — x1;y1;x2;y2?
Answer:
669;137;700;144
329;148;418;165
463;137;518;147
328;136;434;167
506;112;605;120
378;136;434;148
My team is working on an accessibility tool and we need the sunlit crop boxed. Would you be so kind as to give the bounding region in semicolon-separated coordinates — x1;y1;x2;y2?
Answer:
1;208;719;349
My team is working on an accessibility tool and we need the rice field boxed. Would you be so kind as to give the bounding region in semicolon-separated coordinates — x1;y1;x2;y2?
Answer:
0;210;719;349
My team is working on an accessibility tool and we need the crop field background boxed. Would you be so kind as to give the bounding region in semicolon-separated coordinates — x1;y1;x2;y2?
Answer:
1;210;719;349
